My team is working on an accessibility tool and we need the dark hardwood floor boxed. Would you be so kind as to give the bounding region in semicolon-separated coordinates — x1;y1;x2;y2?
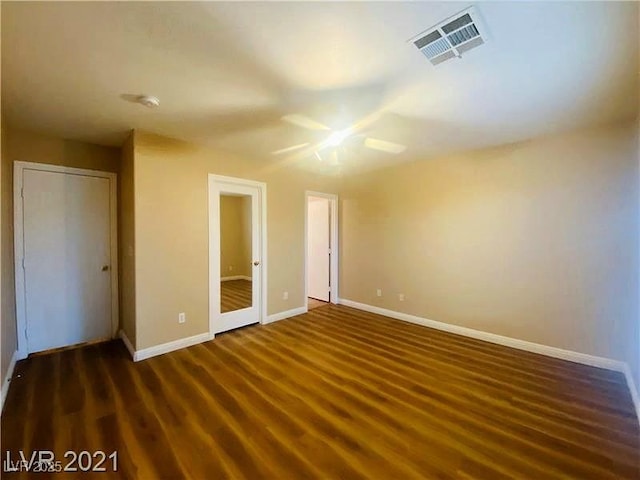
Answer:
2;304;639;479
220;279;252;313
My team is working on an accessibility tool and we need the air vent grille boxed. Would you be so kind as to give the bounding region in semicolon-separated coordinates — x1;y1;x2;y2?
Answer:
411;7;486;66
447;24;480;47
422;37;451;58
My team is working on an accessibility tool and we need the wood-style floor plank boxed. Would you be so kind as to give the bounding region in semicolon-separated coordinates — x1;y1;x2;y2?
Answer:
2;304;638;479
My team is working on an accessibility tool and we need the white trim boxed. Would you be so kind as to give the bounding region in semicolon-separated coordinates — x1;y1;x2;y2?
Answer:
208;174;267;190
208;175;267;335
622;364;640;423
121;331;211;362
264;306;308;325
221;275;252;282
1;350;18;413
135;332;211;362
118;329;136;360
13;161;119;359
305;191;339;309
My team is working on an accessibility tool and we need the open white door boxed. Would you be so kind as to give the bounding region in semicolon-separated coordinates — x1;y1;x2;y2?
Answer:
305;191;339;307
14;163;118;356
209;176;266;335
307;197;330;302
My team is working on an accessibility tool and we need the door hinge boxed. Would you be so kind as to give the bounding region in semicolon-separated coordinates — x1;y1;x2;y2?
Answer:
20;187;24;199
328;248;332;254
21;257;25;270
328;287;331;292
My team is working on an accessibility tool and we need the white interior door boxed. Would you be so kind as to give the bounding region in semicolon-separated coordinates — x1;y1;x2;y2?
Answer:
307;197;330;302
211;180;263;334
22;169;113;353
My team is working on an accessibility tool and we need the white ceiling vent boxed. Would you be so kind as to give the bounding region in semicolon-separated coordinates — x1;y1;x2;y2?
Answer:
411;7;487;66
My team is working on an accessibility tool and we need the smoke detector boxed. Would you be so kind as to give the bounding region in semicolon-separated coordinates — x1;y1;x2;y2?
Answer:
137;95;160;108
411;6;487;66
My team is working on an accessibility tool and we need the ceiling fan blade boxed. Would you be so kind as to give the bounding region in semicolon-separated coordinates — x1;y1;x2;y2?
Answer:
329;150;340;166
282;114;331;131
271;143;311;155
364;138;407;154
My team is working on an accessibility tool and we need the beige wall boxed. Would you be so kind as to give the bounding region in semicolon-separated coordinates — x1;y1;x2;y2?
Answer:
637;109;640;390
4;128;120;173
340;121;640;387
220;195;252;278
119;132;136;346
0;125;13;387
0;127;120;363
0;0;5;389
132;131;337;350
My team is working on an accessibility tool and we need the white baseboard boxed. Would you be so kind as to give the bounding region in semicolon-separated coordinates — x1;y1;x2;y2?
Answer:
1;350;18;413
264;306;308;324
120;329;211;362
221;275;252;282
622;364;640;423
118;329;136;360
123;305;306;361
338;298;640;424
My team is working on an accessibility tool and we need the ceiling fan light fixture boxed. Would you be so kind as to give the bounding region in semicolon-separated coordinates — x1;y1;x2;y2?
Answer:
326;129;350;147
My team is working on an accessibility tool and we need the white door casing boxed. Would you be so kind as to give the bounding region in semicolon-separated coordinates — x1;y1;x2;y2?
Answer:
209;175;267;336
14;162;118;359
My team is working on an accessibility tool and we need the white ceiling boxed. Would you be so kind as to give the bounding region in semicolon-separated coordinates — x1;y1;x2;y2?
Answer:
2;1;639;173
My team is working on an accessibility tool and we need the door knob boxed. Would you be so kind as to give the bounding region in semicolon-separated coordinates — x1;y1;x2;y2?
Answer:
253;261;260;266
102;265;110;271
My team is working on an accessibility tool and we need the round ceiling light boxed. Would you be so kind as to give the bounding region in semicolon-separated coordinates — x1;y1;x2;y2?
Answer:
326;129;350;147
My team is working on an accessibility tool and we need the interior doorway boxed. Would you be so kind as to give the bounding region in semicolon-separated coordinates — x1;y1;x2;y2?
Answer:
305;191;338;310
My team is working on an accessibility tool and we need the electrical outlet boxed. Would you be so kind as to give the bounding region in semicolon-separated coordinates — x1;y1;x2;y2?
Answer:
398;294;405;302
228;265;233;271
283;291;289;300
178;312;186;324
376;289;382;297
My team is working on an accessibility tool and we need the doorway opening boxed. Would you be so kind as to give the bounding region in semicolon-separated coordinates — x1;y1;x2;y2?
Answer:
305;191;338;310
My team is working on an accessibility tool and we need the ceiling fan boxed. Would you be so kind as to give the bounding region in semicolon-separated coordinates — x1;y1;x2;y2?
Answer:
271;114;407;159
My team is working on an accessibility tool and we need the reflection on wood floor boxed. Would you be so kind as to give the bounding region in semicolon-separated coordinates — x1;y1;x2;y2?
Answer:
2;304;638;479
308;297;328;310
221;279;252;313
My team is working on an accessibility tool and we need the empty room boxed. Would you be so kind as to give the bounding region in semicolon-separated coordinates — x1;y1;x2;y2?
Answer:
0;1;639;478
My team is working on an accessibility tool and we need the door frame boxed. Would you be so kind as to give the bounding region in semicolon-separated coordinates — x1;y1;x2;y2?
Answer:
208;174;267;338
305;191;339;308
13;161;119;360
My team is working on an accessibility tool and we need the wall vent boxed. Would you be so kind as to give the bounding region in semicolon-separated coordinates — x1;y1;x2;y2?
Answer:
411;7;487;66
